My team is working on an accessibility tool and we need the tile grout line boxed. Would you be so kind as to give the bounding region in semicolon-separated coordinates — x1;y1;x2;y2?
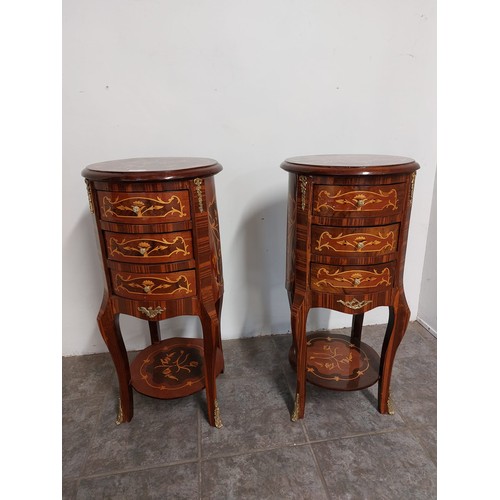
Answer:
199;442;318;463
305;425;417;446
308;442;333;500
408;426;437;466
296;396;333;500
71;457;201;482
240;336;328;498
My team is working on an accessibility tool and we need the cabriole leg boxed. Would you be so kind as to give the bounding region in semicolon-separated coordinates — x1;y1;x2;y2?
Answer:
291;298;309;421
199;302;222;428
97;300;133;424
378;292;410;414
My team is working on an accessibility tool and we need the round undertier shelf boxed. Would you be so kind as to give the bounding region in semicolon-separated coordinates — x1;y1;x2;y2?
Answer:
130;337;223;399
289;333;380;391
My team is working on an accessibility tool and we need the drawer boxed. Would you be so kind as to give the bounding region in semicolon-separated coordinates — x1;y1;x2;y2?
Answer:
310;262;395;294
111;269;196;300
312;223;399;257
105;231;193;264
312;184;405;217
98;190;190;223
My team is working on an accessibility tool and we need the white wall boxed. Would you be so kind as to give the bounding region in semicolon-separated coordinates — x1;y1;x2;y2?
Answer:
63;0;436;355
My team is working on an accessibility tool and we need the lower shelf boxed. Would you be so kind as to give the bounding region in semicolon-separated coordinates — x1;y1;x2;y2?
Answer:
289;332;380;391
130;337;223;399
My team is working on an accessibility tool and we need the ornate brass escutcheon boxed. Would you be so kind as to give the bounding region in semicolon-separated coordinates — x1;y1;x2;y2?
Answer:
337;298;372;310
138;306;165;319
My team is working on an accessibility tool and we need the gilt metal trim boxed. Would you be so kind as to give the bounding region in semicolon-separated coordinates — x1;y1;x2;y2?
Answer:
409;172;416;206
291;393;300;422
194;178;204;212
115;398;125;425
85;179;95;214
337;298;372;310
137;306;165;318
214;399;223;428
299;176;308;210
387;392;395;415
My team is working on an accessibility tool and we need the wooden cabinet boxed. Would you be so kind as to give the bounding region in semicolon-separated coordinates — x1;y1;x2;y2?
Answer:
82;157;224;428
281;154;419;420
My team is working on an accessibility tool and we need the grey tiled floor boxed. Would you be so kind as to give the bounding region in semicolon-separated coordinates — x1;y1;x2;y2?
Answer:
63;321;436;499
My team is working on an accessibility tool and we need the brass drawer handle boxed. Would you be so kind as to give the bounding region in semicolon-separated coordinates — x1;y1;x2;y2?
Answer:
138;306;165;318
337;298;372;310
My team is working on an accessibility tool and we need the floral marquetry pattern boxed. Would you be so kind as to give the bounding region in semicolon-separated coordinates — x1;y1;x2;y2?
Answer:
307;335;370;382
139;345;204;391
114;272;195;298
314;188;398;213
108;235;190;260
315;229;396;254
312;266;392;291
101;193;187;220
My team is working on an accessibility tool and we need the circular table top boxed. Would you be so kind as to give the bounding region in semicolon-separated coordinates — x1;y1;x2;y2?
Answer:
281;154;419;175
82;157;222;181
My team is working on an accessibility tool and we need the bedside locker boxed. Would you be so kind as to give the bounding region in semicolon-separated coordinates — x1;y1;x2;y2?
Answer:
82;157;224;428
281;154;419;421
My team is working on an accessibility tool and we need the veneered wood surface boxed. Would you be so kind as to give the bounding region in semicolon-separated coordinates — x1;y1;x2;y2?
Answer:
82;157;222;181
281;154;419;176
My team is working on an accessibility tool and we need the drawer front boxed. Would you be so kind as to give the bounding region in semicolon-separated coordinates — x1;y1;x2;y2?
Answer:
312;223;399;257
313;184;405;217
105;231;193;264
98;191;190;223
111;269;196;300
310;263;395;294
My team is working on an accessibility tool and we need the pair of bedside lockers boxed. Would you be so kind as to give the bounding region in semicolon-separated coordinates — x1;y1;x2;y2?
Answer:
82;154;419;428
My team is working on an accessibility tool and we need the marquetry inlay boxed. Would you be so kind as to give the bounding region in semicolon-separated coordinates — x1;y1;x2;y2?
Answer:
314;188;398;213
114;273;194;297
102;193;187;219
312;266;392;291
315;229;396;254
108;235;190;259
139;344;204;391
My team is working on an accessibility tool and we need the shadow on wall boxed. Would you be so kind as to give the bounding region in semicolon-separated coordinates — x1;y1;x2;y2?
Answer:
235;192;347;338
237;195;291;338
